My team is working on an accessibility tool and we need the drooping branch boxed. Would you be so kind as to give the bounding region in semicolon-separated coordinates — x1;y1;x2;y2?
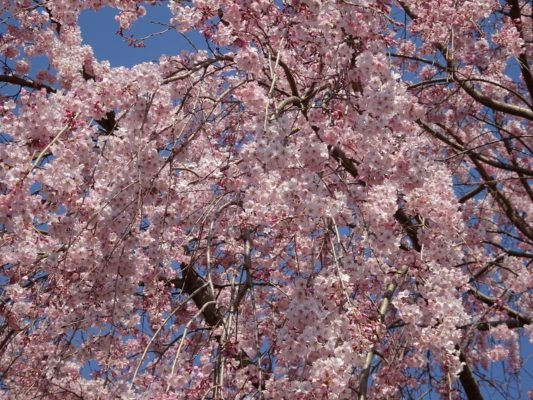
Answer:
358;273;406;400
418;120;533;241
397;0;533;123
418;121;533;176
383;192;490;400
357;208;424;398
469;156;533;241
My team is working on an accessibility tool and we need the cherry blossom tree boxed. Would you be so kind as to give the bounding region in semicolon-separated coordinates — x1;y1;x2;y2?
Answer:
0;0;532;398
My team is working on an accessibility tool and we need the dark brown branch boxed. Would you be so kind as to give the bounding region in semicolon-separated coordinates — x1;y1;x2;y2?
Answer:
0;329;16;359
499;125;533;202
233;230;253;310
458;307;528;400
96;111;118;135
483;241;533;259
419;121;533;176
273;56;299;97
467;287;532;326
328;145;361;180
396;0;417;20
0;75;56;93
81;67;118;135
507;0;533;104
434;41;533;120
394;208;422;252
453;76;533;120
172;263;223;327
398;0;533;119
469;156;533;241
458;185;486;204
388;52;447;70
459;351;484;400
0;69;118;135
460;318;527;331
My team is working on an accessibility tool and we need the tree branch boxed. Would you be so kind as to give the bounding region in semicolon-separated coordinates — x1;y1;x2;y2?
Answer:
459;351;484;400
0;75;56;93
467;287;532;326
507;0;533;104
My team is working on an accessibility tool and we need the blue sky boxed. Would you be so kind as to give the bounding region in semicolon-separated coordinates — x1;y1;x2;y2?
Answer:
79;4;205;67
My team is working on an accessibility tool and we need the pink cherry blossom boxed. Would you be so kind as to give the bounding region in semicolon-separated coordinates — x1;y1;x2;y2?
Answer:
0;0;531;399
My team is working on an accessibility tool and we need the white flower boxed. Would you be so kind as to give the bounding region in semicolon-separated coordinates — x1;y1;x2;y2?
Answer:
3;100;16;111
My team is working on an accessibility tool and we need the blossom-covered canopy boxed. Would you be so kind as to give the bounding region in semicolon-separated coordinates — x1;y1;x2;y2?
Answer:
0;0;531;399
